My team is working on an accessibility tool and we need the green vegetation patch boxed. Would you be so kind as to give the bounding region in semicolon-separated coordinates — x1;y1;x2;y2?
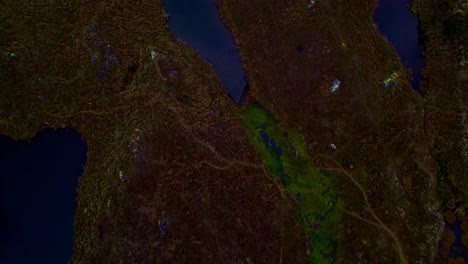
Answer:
239;103;343;264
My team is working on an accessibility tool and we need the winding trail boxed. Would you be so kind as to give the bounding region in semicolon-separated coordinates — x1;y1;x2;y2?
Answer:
168;102;292;263
314;154;408;264
167;104;262;171
168;100;406;262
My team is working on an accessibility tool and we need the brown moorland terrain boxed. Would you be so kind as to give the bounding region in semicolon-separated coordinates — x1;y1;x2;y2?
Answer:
217;0;465;262
0;0;466;263
411;0;467;262
0;0;307;262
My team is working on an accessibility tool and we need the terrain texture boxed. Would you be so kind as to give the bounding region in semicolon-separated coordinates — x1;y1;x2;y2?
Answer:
0;0;466;263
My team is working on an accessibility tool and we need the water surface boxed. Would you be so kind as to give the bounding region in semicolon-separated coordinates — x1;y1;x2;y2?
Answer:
0;128;87;264
161;0;247;102
374;0;425;91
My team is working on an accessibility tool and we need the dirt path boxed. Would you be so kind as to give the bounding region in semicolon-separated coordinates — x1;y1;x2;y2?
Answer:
169;102;406;262
315;154;408;264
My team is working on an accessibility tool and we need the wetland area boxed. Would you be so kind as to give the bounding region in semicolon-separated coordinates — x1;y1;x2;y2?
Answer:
0;0;466;263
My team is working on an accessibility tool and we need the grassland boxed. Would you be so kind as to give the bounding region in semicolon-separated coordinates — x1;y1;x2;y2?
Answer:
239;104;342;263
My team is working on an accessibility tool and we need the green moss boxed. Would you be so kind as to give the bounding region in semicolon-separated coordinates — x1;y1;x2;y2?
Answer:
239;103;343;264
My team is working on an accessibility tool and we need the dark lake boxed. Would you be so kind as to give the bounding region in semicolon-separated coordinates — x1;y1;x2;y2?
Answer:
0;128;87;264
374;0;425;91
161;0;247;102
